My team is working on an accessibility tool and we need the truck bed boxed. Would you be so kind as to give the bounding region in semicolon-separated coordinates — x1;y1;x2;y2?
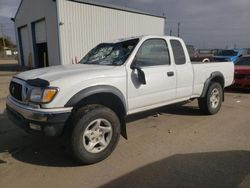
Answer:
191;61;234;97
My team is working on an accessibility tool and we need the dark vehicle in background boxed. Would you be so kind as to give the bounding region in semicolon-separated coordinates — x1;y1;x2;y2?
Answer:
214;49;248;63
187;44;217;63
234;56;250;89
186;45;197;61
197;49;214;62
189;48;214;62
186;45;195;57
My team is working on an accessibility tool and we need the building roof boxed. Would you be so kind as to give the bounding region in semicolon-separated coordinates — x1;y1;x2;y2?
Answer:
15;0;166;20
68;0;166;18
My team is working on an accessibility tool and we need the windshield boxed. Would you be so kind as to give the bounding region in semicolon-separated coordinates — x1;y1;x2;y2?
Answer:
235;57;250;66
80;39;139;66
215;50;238;56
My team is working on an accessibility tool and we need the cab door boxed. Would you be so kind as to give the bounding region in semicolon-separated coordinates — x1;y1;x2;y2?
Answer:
127;38;177;114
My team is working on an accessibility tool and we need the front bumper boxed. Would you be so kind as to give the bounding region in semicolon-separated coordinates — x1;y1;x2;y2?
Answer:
6;96;72;136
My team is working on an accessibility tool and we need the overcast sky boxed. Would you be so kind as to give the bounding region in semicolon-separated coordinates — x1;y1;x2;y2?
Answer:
0;0;249;48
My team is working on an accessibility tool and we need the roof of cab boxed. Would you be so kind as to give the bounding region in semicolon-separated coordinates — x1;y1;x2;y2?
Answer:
104;35;182;44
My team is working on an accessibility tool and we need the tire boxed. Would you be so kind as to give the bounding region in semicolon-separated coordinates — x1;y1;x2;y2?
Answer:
68;105;121;164
202;58;210;63
198;82;223;115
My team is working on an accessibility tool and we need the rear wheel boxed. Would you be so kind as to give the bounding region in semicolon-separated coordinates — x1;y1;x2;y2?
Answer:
68;105;121;164
198;82;223;115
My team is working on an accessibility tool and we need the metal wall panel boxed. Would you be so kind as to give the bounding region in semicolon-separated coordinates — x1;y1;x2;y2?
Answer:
19;26;30;66
58;0;165;65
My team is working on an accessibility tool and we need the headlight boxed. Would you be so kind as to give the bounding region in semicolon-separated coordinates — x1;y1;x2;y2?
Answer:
29;88;43;103
29;87;59;103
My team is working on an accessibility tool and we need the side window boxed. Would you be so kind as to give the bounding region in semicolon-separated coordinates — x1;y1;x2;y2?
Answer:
170;40;186;65
135;39;170;67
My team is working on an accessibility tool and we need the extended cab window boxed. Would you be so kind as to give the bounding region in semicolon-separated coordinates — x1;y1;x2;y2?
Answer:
171;40;186;65
135;39;170;67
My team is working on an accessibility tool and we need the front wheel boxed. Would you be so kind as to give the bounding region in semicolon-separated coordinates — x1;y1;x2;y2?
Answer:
68;105;121;164
198;82;223;115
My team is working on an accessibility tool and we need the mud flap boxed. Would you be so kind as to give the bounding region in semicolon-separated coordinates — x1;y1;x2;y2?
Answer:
120;118;128;140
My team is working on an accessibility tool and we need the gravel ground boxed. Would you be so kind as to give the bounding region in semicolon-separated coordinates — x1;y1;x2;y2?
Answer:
0;60;250;188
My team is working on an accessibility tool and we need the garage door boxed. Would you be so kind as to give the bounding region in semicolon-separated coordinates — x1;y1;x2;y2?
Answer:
19;26;30;66
34;20;49;67
35;20;47;43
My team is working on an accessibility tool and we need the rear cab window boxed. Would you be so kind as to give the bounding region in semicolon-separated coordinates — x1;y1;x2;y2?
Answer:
170;40;186;65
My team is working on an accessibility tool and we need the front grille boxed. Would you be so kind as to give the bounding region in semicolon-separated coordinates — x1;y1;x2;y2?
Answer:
9;81;23;101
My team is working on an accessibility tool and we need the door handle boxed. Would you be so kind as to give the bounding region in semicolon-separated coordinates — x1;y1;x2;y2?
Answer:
167;71;174;77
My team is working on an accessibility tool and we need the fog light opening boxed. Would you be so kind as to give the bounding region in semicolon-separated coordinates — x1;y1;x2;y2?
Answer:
29;123;42;131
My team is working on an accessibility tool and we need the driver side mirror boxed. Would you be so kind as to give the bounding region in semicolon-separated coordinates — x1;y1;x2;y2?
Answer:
131;58;146;85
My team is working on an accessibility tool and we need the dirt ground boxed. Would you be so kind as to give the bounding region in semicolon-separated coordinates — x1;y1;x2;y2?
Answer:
0;60;250;188
0;60;20;113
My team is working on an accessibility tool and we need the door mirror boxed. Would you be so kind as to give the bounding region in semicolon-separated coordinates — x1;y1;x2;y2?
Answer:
137;67;146;85
131;62;146;85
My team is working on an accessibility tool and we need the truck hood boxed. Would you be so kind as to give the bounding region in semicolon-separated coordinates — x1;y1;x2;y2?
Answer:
214;55;236;58
15;64;118;82
214;56;238;63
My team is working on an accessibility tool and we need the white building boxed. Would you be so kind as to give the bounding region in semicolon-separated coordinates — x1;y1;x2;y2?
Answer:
14;0;166;68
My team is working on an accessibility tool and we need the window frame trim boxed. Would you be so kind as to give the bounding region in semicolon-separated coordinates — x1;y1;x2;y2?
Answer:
133;38;172;67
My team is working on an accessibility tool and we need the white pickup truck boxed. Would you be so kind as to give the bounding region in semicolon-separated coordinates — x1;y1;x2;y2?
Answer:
6;36;234;164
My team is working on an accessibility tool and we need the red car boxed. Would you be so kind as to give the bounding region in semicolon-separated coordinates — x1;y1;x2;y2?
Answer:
234;56;250;88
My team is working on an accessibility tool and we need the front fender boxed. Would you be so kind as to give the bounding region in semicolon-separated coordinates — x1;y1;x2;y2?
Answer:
64;85;127;110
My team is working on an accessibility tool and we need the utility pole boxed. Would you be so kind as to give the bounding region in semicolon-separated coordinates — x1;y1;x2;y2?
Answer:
163;11;167;35
170;29;172;36
177;22;180;37
0;24;6;49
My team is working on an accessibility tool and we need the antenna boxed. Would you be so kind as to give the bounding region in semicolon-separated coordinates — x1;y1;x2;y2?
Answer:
177;22;180;37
